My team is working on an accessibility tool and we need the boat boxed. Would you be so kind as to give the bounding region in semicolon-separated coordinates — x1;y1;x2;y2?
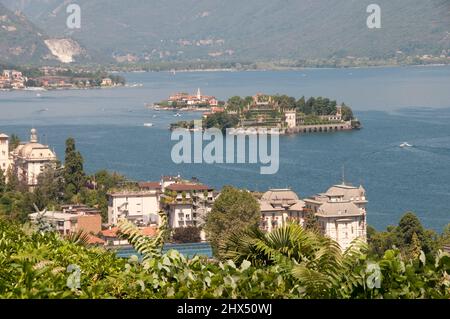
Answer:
143;123;153;127
174;113;182;117
400;142;413;148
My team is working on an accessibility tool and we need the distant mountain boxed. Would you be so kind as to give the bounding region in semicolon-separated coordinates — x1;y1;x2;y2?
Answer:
0;2;88;65
1;0;449;64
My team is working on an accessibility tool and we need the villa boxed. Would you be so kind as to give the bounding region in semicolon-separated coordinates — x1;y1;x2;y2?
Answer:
0;129;58;189
260;182;368;250
259;189;306;232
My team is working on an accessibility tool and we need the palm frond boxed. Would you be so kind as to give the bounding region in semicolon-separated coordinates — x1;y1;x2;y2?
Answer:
118;211;169;261
65;230;90;247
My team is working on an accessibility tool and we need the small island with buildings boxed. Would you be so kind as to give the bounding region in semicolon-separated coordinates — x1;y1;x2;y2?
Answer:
169;91;361;134
152;88;222;111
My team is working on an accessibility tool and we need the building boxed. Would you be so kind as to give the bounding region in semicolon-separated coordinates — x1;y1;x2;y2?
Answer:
259;189;306;232
285;110;297;129
0;133;10;173
168;88;218;107
258;182;368;250
0;70;26;89
304;183;368;250
161;182;215;229
29;204;102;236
100;225;158;246
101;78;113;86
319;106;343;122
107;185;161;226
10;128;58;188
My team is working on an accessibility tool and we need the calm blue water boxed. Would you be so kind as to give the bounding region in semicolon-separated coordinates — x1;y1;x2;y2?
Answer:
1;66;450;232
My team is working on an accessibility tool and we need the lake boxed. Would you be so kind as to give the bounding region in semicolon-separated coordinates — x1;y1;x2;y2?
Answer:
1;66;450;232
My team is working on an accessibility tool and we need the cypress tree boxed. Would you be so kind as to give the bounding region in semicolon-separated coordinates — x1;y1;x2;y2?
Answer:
63;138;85;199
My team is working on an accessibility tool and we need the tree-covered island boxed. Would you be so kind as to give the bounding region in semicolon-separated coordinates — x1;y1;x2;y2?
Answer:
170;93;361;134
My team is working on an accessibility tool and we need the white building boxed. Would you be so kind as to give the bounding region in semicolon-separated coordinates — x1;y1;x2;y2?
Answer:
258;183;367;251
3;129;58;188
284;110;297;129
161;182;215;230
0;133;10;174
259;189;305;232
107;185;161;226
304;183;367;250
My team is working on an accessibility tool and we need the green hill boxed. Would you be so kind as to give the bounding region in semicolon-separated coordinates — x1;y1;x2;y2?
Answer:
1;0;449;65
0;3;53;65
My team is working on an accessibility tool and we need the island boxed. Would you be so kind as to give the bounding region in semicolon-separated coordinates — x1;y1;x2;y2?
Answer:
152;88;224;111
170;93;361;134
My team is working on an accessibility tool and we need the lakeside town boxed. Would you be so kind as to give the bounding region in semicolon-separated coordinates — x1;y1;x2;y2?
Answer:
1;121;449;300
0;128;367;252
162;89;361;134
0;66;125;90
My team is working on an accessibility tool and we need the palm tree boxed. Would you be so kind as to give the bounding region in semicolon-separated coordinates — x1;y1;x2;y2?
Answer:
220;223;369;298
117;211;169;261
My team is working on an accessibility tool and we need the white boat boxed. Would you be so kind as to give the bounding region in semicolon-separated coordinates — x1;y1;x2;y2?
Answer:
400;142;413;148
143;123;153;127
174;113;182;117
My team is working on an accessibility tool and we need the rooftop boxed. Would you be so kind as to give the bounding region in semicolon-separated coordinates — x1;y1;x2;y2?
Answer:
166;183;211;192
138;182;161;189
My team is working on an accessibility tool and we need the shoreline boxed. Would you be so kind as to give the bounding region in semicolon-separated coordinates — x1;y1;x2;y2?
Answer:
111;63;450;74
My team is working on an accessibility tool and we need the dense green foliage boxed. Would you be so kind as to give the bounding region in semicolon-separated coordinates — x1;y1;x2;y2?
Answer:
367;212;445;259
205;112;240;133
63;138;86;200
172;227;201;244
226;95;351;118
205;186;261;258
0;218;448;299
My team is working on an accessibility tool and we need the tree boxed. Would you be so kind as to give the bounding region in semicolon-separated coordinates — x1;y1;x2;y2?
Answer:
396;212;424;246
303;209;320;233
409;232;422;259
226;96;244;112
441;224;450;246
296;96;306;111
63;138;85;199
8;134;20;152
5;167;19;192
0;168;6;194
35;164;65;208
205;186;260;258
172;227;201;243
341;103;354;121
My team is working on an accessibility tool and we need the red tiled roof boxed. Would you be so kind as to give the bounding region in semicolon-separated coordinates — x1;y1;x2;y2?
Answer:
140;226;158;237
166;183;211;192
87;234;106;245
101;227;119;237
138;182;161;189
101;226;158;238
